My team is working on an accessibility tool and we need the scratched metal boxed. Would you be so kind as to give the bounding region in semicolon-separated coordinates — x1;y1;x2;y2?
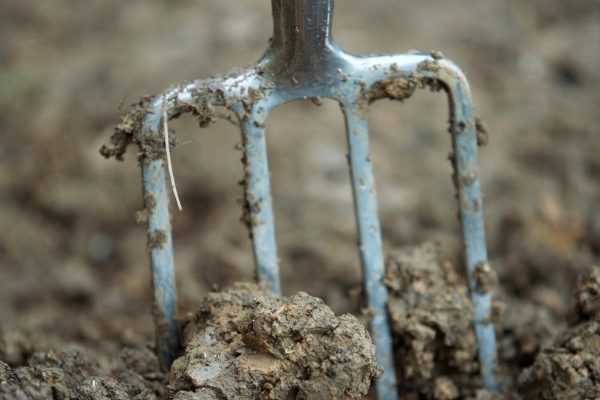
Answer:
138;0;498;397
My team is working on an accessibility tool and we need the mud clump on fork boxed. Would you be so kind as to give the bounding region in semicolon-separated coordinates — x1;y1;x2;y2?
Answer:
99;79;249;164
371;77;418;102
99;96;155;161
168;283;378;400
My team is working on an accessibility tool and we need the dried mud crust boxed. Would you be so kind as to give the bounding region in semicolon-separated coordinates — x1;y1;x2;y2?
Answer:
384;243;480;398
519;267;600;400
0;344;166;400
169;283;378;400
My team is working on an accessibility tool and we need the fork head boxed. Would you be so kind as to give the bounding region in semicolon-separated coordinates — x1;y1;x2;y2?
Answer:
103;1;499;398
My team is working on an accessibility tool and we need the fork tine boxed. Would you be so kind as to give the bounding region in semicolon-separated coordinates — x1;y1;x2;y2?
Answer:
442;65;498;390
240;107;281;295
140;104;180;370
342;102;399;400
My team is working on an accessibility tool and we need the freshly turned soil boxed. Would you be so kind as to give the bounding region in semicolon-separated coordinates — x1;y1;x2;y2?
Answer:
518;269;600;399
2;1;599;399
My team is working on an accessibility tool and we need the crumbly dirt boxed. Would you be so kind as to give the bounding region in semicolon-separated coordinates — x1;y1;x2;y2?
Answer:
169;283;378;400
384;243;479;398
518;267;600;400
384;243;570;399
2;0;600;399
0;339;166;400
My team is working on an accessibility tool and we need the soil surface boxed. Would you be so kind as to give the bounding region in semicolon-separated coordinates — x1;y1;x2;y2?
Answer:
2;0;600;399
0;346;165;400
518;269;600;400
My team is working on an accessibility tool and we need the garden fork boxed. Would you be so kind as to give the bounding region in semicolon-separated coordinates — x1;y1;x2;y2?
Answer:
109;1;498;398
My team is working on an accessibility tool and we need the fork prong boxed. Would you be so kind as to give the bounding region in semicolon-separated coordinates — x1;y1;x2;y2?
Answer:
443;67;498;390
342;102;399;400
141;106;179;370
240;110;281;295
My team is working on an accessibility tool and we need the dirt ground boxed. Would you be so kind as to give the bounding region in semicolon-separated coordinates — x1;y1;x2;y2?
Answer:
1;0;600;399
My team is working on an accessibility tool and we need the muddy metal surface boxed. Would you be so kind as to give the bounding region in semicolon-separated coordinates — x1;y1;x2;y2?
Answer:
1;0;600;399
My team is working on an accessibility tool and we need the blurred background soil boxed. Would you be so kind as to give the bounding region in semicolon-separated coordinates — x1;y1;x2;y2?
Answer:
1;0;600;398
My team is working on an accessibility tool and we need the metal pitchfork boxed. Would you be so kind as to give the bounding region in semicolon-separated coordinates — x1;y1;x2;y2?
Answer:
123;1;498;398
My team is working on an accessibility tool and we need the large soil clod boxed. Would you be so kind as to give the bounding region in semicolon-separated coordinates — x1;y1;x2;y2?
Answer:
169;283;379;400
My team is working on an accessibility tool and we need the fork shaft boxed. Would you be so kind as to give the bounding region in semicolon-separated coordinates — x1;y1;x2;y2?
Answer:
241;114;281;295
342;103;398;400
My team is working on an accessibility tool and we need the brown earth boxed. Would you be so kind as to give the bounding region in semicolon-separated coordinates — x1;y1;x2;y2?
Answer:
169;284;377;399
1;0;600;399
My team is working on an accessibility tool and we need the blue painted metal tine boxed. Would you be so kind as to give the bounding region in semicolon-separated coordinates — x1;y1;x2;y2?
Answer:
342;102;399;400
140;100;179;370
239;107;281;295
441;64;498;390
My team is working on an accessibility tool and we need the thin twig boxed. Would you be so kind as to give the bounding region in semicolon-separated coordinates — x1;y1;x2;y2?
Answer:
162;104;183;211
